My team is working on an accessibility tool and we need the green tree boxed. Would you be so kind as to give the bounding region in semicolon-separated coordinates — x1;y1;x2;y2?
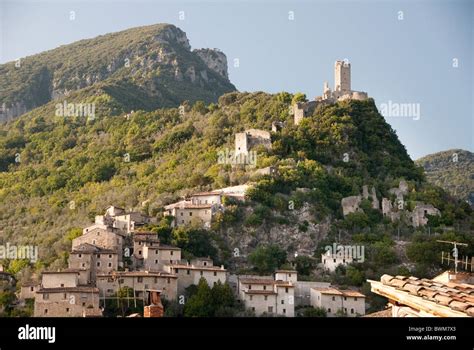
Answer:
291;92;306;104
294;256;316;276
210;281;237;316
183;278;213;317
248;244;287;274
299;306;327;317
346;265;365;286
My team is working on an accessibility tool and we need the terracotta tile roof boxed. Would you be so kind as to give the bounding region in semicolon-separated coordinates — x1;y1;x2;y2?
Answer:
374;274;474;317
275;270;297;273
191;191;222;196
311;287;364;297
312;287;344;295
169;264;226;272
363;308;392;317
164;200;214;210
37;287;99;293
239;278;277;285
71;243;117;254
97;271;177;278
274;281;294;288
244;290;277;295
341;290;365;298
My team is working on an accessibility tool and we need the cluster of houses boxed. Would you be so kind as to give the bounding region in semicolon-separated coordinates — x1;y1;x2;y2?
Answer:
16;203;367;317
235;270;365;317
14;200;472;318
163;185;249;228
19;205;227;317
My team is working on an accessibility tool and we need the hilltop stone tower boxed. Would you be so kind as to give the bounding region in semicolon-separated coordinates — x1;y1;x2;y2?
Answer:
334;60;351;93
292;60;369;125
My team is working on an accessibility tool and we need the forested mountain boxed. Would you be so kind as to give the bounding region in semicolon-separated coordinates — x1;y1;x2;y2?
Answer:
416;149;474;205
0;23;235;121
0;25;472;292
0;90;472;283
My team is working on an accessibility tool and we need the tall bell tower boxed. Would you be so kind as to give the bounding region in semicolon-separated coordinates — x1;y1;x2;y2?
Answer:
334;60;351;93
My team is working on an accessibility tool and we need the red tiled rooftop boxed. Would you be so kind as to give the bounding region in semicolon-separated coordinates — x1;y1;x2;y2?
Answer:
373;274;474;317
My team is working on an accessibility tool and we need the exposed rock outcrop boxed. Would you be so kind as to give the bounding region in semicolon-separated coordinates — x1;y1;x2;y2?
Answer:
194;48;229;79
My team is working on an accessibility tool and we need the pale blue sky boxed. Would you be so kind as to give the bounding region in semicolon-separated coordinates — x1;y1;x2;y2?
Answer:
0;0;472;159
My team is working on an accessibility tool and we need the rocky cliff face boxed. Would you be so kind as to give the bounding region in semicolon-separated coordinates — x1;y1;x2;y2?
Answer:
0;24;236;121
194;48;229;79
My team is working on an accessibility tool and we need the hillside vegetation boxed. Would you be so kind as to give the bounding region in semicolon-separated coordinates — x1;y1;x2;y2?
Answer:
416;149;474;205
0;23;235;120
0;91;472;286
